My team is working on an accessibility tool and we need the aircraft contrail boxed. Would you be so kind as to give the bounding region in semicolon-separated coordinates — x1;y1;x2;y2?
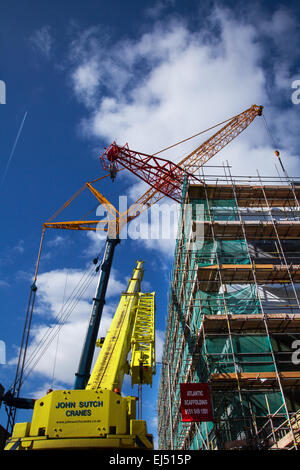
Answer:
0;110;28;189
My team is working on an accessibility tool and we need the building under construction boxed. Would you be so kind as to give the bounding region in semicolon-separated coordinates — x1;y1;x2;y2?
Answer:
158;164;300;450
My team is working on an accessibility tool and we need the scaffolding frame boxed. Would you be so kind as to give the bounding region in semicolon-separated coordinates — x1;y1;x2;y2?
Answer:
158;165;300;450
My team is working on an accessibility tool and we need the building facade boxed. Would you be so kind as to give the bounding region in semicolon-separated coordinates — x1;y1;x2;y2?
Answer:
158;169;300;450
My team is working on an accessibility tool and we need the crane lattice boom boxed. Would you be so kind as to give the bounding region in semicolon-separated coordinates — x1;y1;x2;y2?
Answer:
99;104;263;210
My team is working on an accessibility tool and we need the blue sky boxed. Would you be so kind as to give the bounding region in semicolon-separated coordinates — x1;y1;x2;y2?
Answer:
0;0;300;447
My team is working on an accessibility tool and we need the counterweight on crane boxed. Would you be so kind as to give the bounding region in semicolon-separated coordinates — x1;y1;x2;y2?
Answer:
5;261;155;450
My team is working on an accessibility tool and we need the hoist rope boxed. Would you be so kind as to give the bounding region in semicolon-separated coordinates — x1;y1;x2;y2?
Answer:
20;196;109;387
21;265;98;384
50;331;60;389
46;174;110;224
18;258;100;387
152;114;236;156
50;231;74;389
262;114;278;150
262;113;292;183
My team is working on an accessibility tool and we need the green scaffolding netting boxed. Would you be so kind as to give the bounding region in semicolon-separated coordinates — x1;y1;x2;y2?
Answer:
205;334;276;374
197;285;261;316
197;239;250;266
191;198;239;221
158;192;292;450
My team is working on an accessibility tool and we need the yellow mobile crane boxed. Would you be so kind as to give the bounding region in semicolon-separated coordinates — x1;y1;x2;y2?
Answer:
5;261;155;450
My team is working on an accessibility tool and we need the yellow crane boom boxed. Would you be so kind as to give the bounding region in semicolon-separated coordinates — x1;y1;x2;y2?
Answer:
86;261;155;392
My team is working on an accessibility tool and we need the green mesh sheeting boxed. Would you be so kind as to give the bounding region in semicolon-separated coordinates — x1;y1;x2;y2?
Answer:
197;285;261;316
197;239;250;266
185;391;286;450
205;335;275;374
193;198;259;317
191;198;250;266
213;390;286;436
158;189;292;451
191;199;239;222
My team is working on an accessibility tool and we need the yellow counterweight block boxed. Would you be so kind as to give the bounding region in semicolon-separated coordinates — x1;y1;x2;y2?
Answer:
5;389;153;450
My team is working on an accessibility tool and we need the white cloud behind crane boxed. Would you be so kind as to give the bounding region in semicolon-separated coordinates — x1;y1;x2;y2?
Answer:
69;5;299;176
66;4;300;258
9;268;126;388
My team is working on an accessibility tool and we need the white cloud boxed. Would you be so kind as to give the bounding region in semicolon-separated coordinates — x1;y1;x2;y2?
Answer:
13;239;24;253
23;309;116;386
30;25;53;59
69;13;266;155
84;230;107;257
34;266;126;318
17;265;126;386
127;200;179;256
144;0;175;20
47;235;65;248
70;7;300;161
68;7;300;257
155;329;165;363
72;59;101;108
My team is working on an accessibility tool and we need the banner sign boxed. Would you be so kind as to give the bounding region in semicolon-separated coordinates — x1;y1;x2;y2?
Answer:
180;383;213;422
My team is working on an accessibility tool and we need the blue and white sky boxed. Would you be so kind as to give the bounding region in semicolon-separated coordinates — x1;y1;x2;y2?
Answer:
0;0;300;445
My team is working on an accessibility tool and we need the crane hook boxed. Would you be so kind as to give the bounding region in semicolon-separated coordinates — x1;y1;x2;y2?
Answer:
109;162;117;182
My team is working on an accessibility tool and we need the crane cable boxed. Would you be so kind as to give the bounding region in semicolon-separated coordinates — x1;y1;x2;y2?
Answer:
14;198;111;390
15;266;94;389
19;259;100;387
50;230;74;388
262;113;291;181
12;254;102;390
152;113;237;156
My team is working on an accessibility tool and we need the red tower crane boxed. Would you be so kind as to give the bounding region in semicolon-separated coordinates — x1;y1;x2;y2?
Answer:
99;104;263;204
